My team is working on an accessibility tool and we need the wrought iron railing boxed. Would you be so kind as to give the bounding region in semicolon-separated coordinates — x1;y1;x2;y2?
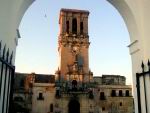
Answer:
0;42;15;113
136;60;150;113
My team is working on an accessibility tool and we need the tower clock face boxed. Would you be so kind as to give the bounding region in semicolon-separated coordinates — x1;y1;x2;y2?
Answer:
72;46;80;54
73;46;78;51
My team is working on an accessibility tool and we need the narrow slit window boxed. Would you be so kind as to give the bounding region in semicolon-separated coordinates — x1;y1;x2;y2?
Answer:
120;102;122;106
72;18;77;34
66;21;69;33
126;90;130;96
80;22;83;34
119;90;123;96
100;92;105;100
111;90;116;97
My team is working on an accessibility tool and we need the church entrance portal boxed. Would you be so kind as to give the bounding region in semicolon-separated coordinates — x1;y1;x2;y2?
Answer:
68;99;80;113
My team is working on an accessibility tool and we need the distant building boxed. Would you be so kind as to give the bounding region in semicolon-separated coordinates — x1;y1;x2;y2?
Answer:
93;75;133;113
13;73;29;113
13;73;55;113
93;75;126;85
30;73;55;113
13;73;133;113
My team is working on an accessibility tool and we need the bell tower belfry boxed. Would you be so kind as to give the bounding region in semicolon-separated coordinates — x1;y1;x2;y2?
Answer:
56;8;92;83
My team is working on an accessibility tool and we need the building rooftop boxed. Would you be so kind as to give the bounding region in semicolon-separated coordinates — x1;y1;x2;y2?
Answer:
60;8;89;14
102;74;126;78
93;74;126;85
14;73;28;90
34;74;55;83
14;72;55;90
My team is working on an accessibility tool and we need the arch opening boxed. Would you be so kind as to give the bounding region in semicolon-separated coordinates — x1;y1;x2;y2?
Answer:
17;0;133;84
72;18;77;34
0;0;144;113
15;0;137;112
68;99;80;113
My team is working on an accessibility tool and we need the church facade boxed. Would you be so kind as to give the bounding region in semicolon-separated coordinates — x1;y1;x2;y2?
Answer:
54;8;95;113
13;9;134;113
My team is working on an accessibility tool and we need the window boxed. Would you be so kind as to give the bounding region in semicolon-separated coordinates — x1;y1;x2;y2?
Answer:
111;90;116;97
50;104;53;112
66;21;69;33
55;89;61;98
14;96;23;102
100;92;105;100
89;90;94;99
119;90;123;96
102;107;105;111
120;102;122;106
126;90;130;96
72;18;77;34
37;93;44;100
80;22;83;34
20;79;24;87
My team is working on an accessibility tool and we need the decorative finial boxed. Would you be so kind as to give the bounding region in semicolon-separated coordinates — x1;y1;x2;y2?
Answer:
10;51;13;64
141;61;145;72
6;48;9;62
2;44;6;59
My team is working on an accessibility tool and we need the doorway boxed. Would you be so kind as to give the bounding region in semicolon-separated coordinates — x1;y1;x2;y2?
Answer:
68;99;80;113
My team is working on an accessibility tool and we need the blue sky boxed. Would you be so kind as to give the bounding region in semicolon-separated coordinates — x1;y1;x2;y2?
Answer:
15;0;132;84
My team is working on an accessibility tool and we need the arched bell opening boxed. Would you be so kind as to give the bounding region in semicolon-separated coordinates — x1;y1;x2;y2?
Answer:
72;80;77;91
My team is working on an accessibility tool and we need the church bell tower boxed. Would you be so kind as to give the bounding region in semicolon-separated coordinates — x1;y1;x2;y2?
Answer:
56;8;92;83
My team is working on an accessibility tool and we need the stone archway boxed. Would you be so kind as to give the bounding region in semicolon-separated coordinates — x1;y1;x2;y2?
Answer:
68;99;80;113
1;1;150;113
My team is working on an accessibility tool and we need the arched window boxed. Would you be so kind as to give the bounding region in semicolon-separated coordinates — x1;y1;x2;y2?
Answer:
72;18;77;34
119;90;123;96
20;79;24;87
111;90;116;97
120;102;122;106
126;90;130;96
72;80;77;88
37;92;44;100
50;103;53;112
66;21;69;33
80;22;83;34
100;92;105;100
